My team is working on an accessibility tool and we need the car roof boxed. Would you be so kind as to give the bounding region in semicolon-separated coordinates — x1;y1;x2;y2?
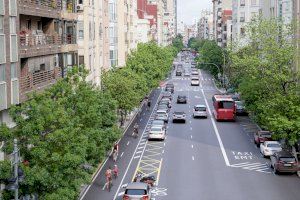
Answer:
195;104;206;108
152;120;164;123
156;110;167;113
174;111;185;114
178;95;186;97
265;141;279;144
126;182;148;190
258;131;271;135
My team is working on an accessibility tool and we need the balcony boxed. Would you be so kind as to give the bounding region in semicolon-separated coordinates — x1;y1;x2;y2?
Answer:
20;67;61;102
18;0;62;18
19;29;77;58
19;31;62;58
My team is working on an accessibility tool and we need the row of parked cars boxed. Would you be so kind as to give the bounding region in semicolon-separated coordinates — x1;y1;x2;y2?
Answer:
254;130;299;174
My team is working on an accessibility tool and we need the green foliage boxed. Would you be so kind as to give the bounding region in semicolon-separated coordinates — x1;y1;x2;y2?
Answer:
7;66;120;199
228;17;300;145
0;159;12;180
172;34;184;52
197;40;225;77
188;38;207;52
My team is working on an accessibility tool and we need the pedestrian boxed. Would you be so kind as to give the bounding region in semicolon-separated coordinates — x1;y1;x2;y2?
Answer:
147;100;151;111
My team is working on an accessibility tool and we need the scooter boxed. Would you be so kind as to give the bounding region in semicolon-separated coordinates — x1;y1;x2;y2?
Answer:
133;172;156;187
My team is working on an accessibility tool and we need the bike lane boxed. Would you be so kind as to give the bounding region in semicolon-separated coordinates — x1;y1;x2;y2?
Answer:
80;88;162;200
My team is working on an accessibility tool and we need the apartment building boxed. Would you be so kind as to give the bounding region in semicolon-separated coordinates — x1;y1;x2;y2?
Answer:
293;0;300;72
212;0;232;46
108;0;118;68
221;10;232;47
197;10;214;40
260;0;293;24
232;0;260;45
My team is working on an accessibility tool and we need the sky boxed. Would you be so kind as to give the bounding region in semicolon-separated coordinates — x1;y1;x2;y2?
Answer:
177;0;212;25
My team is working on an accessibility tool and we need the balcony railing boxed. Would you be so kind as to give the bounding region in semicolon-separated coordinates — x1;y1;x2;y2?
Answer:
19;0;62;18
20;67;62;100
19;32;76;57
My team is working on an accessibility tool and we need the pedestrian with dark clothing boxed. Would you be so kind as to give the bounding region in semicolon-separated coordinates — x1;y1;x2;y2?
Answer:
147;100;151;111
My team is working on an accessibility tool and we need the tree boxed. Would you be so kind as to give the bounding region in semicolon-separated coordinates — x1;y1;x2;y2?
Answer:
172;34;184;52
6;66;120;199
228;17;300;145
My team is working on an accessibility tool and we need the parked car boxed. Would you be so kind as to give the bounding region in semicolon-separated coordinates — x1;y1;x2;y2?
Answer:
152;119;166;129
161;93;172;101
254;131;273;147
191;61;196;66
148;126;166;140
155;110;169;123
122;182;152;200
191;71;199;76
235;101;247;115
260;141;282;157
191;77;200;86
157;104;169;112
177;95;187;104
193;105;208;118
172;111;186;123
270;151;299;174
165;83;174;93
176;70;182;76
184;71;190;77
230;93;241;101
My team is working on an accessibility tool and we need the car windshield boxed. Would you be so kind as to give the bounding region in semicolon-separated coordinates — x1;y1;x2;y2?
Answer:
235;101;243;106
261;133;271;138
279;157;296;162
157;111;166;115
125;189;147;195
267;143;280;148
174;112;184;115
195;107;206;111
218;101;234;109
151;127;162;132
178;96;186;98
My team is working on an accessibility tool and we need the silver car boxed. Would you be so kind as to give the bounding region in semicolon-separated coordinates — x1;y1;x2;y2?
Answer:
155;110;169;123
193;105;208;118
148;126;166;140
172;111;186;123
122;182;151;200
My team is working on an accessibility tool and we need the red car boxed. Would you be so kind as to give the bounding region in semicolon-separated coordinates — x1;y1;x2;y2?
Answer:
254;131;272;147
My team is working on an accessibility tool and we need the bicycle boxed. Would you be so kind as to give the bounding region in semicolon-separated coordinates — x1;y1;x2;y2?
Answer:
107;178;113;192
112;149;118;162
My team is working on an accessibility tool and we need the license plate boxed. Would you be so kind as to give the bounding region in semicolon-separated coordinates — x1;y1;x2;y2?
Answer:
284;164;292;167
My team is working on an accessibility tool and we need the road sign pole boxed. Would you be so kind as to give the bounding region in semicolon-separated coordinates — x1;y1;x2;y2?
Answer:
13;139;19;200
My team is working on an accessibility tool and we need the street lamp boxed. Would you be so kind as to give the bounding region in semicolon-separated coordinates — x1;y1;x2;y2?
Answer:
198;62;224;88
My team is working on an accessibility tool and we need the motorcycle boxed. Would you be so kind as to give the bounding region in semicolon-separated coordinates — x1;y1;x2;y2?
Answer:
133;172;156;187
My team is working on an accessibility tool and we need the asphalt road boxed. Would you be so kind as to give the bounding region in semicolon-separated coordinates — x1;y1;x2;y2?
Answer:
81;55;300;200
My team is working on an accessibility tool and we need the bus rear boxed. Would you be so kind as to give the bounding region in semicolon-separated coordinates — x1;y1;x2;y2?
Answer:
212;95;236;121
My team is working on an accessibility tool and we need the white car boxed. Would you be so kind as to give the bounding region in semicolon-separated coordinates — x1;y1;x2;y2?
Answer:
192;71;199;75
148;126;166;140
191;77;200;86
260;141;282;157
193;105;208;118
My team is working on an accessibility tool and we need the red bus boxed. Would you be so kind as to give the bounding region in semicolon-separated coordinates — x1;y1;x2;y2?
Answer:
212;95;236;121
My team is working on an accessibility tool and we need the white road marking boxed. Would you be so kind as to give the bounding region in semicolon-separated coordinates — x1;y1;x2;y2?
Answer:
201;88;231;167
120;152;124;157
134;156;140;159
140;118;142;122
139;142;146;146
138;146;144;150
136;151;143;154
162;150;165;154
164;143;166;146
190;135;193;139
113;90;163;200
191;144;194;148
192;156;195;161
189;121;192;124
127;141;130;146
190;127;192;130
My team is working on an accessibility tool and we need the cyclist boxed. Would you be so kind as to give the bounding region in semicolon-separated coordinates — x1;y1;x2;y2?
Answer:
133;123;139;138
113;165;119;179
105;167;112;191
147;100;151;111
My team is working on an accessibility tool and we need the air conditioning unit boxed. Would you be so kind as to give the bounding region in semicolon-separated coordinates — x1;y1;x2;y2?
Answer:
76;4;83;12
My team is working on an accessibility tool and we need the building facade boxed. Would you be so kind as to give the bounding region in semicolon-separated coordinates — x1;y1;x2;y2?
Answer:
197;10;213;40
260;0;293;24
232;0;260;45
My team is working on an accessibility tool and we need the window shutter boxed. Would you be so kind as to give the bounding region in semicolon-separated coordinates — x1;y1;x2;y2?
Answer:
0;0;4;15
11;79;19;105
10;35;18;62
0;82;7;110
9;0;17;16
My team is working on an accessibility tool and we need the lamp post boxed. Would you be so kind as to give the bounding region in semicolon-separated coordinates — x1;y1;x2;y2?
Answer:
199;62;224;88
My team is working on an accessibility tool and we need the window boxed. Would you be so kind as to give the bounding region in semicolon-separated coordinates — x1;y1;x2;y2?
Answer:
0;16;3;34
240;0;245;6
110;50;114;59
78;21;84;39
78;0;83;4
79;56;84;65
37;21;42;30
240;12;245;22
10;35;18;62
0;35;5;64
9;0;17;16
26;20;31;30
0;64;5;82
10;17;16;34
0;0;4;15
10;63;17;79
251;0;257;6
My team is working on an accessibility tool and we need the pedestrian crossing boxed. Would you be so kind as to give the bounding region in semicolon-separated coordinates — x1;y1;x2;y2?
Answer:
231;162;271;173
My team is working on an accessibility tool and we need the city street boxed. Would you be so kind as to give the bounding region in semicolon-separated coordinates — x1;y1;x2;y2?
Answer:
80;57;300;200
